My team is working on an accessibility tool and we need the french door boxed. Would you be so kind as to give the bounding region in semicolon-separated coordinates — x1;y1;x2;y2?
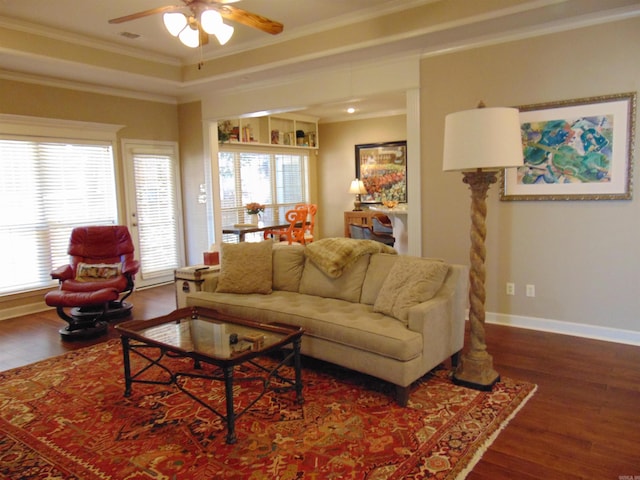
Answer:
122;140;184;288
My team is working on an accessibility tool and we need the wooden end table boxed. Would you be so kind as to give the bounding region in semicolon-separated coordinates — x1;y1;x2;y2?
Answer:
115;306;304;444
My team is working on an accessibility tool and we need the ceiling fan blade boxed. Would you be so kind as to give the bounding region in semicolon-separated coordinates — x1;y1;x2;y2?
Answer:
108;5;183;24
216;5;283;35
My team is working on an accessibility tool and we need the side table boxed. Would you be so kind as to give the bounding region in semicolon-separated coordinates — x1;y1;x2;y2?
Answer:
174;265;220;308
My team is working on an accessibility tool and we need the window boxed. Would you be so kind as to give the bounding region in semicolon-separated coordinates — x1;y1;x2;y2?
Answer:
0;115;120;295
218;146;309;242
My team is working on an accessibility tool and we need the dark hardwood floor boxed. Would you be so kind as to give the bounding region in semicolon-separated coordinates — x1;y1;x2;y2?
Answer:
1;283;638;479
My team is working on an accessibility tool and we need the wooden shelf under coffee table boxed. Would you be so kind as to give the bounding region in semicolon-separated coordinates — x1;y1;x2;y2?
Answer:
115;306;304;444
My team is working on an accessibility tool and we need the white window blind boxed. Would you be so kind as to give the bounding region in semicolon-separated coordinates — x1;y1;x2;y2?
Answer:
0;137;117;294
218;147;309;242
131;151;180;279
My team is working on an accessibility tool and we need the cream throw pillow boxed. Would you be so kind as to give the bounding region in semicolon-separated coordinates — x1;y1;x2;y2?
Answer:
75;262;122;282
216;241;273;294
373;257;449;323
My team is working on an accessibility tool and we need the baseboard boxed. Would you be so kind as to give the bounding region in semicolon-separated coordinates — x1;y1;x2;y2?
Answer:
486;312;640;347
0;302;48;321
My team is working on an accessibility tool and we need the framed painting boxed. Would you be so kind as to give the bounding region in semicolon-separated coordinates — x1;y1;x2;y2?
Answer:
355;140;407;204
501;92;636;201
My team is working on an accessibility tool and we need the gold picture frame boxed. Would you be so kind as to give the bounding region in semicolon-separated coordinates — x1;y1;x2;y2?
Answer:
500;92;636;201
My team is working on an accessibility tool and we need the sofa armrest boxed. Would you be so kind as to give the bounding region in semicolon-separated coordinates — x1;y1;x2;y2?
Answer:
406;264;469;368
201;272;220;292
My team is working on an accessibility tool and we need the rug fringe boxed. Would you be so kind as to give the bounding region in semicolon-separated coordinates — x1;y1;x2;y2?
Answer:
454;384;538;480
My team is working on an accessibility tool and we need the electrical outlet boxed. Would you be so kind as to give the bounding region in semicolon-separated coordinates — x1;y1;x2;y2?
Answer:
526;284;535;297
506;282;515;296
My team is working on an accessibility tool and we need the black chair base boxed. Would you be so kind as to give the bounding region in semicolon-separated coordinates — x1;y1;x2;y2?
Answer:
70;301;133;321
56;302;133;341
59;320;109;340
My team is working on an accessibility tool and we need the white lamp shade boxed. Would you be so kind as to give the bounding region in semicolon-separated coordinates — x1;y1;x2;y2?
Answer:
349;179;367;194
178;25;200;48
214;22;234;45
443;107;524;171
200;9;223;34
163;12;187;37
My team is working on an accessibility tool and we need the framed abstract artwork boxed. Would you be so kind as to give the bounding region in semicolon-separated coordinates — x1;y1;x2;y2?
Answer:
355;140;407;204
500;92;636;201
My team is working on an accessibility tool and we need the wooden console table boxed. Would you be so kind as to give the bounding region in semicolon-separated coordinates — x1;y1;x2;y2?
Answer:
343;210;377;237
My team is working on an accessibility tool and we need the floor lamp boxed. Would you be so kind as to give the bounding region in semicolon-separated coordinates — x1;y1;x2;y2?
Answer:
442;104;523;390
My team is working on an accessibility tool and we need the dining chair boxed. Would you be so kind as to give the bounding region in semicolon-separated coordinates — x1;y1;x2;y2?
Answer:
372;214;393;235
349;223;395;247
296;203;317;243
264;207;308;244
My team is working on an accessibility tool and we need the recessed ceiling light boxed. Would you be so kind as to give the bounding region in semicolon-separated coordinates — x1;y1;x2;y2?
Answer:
347;107;356;114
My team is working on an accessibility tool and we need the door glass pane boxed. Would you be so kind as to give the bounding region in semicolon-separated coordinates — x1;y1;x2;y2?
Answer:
132;153;180;280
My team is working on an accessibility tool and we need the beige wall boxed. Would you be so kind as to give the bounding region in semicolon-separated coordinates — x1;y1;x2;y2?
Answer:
177;101;209;264
0;79;180;315
421;17;640;335
318;115;407;239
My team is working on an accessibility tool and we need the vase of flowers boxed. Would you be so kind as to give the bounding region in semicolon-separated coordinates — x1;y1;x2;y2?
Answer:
246;202;265;225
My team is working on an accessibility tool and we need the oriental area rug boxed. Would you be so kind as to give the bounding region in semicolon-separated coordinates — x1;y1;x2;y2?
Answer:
0;340;536;479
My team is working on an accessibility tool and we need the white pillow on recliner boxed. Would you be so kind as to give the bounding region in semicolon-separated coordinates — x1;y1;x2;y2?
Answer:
75;262;122;282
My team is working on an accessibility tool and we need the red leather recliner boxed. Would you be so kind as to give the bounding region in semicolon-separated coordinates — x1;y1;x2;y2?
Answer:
45;225;140;339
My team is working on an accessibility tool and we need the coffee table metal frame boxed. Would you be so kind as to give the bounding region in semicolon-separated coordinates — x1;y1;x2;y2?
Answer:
115;306;304;444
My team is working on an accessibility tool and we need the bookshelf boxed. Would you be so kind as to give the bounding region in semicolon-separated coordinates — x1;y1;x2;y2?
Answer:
219;113;318;149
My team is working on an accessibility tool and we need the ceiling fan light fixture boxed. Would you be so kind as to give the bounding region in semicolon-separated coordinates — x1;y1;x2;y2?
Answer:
214;22;234;45
163;12;187;37
178;24;200;48
200;9;223;34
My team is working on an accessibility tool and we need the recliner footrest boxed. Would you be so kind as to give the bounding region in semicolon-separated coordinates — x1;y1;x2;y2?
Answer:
45;288;120;307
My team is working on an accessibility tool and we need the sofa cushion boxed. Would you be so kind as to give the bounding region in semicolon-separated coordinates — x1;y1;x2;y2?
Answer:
360;253;397;305
216;240;273;294
374;257;449;323
187;290;422;362
272;243;305;292
299;254;370;303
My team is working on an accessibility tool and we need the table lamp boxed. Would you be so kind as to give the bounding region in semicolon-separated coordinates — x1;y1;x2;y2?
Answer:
442;102;523;390
349;179;368;211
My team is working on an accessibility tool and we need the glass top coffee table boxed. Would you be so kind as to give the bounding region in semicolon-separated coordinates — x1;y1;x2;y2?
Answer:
115;306;304;444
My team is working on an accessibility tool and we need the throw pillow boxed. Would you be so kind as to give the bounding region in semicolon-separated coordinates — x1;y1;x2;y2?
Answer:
216;240;273;294
75;262;121;282
373;257;449;323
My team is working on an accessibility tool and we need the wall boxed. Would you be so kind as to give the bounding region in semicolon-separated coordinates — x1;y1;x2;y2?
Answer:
420;17;640;342
318;115;407;239
178;101;209;265
0;79;180;316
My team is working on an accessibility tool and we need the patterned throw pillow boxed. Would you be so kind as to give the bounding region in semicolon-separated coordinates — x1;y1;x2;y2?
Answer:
373;257;449;323
75;262;122;282
216;240;273;294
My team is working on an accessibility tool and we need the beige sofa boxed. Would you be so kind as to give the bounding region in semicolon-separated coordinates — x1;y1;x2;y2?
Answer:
186;239;468;406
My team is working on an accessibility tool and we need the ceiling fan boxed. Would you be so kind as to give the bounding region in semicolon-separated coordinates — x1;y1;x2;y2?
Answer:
109;0;283;48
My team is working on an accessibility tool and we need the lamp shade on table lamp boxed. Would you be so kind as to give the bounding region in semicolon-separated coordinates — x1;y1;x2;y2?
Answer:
349;179;367;211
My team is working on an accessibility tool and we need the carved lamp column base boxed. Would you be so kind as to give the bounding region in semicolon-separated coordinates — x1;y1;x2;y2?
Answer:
452;169;500;391
453;350;500;391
